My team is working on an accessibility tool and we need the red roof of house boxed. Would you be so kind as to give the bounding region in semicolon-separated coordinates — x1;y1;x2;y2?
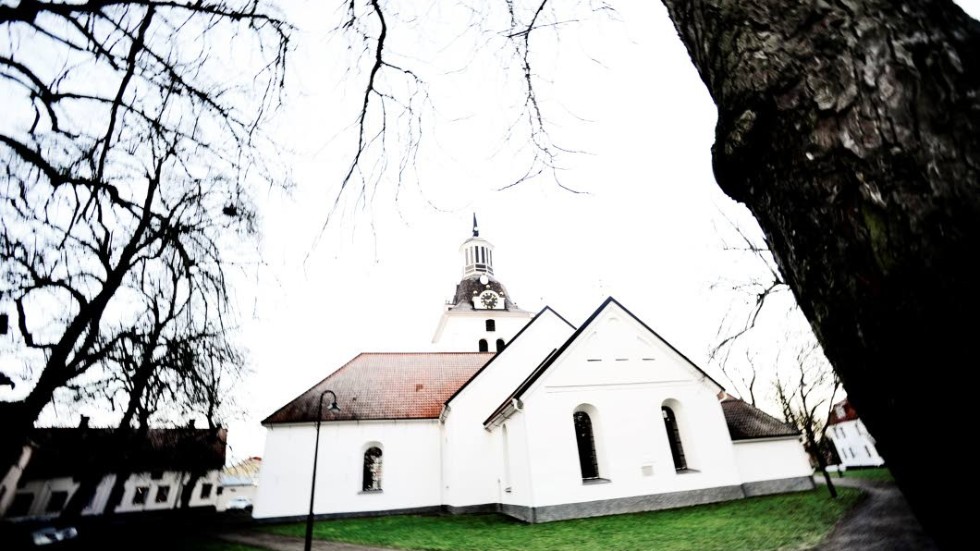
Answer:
25;427;227;480
826;398;860;426
263;353;494;424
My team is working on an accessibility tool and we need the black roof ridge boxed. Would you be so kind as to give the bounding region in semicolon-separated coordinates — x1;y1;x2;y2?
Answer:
483;297;725;427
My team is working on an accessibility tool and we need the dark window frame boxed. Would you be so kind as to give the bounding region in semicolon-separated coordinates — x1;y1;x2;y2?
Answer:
155;485;170;504
573;411;600;480
362;447;383;492
478;339;489;352
486;319;496;332
8;493;33;517
46;490;69;513
200;483;213;499
495;338;505;352
132;486;149;505
662;406;688;471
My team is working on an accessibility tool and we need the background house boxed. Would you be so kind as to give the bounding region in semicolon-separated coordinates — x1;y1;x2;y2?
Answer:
826;398;885;468
217;457;262;511
0;423;226;520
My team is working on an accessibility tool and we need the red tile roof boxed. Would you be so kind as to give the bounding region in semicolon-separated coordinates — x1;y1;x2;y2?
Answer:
826;398;860;426
263;353;494;424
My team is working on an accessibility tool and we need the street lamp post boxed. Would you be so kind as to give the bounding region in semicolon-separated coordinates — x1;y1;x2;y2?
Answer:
305;389;340;551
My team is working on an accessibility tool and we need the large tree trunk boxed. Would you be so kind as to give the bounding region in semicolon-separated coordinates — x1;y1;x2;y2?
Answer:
659;0;979;546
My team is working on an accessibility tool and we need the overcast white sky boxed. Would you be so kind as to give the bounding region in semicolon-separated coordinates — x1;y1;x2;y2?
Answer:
220;0;756;460
218;0;980;461
6;0;976;462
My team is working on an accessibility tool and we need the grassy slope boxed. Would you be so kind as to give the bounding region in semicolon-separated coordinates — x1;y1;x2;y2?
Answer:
264;488;862;551
841;467;893;481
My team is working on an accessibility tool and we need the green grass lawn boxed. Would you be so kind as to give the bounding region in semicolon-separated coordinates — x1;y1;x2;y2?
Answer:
263;488;862;551
841;467;893;481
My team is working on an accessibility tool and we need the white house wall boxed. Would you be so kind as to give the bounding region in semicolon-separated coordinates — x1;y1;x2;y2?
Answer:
114;470;220;513
6;476;102;519
440;309;574;510
828;419;885;468
732;438;813;495
5;470;219;519
254;419;442;520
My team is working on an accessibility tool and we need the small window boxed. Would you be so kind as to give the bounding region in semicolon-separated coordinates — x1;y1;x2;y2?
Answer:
864;445;872;457
217;486;224;496
662;406;688;471
46;490;69;513
486;320;496;332
573;411;600;480
8;493;33;517
496;339;505;352
363;447;383;492
200;483;213;499
478;339;489;352
132;486;149;505
150;471;164;480
155;485;170;504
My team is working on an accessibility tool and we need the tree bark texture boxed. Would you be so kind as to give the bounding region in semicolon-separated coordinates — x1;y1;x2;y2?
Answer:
660;0;979;546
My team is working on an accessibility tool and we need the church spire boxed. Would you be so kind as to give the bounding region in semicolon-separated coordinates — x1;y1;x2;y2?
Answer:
461;219;493;277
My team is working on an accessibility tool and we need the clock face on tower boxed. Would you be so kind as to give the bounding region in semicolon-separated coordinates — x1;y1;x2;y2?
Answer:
480;291;499;309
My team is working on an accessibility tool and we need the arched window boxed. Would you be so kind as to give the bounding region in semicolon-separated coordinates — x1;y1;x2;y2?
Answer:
363;447;383;491
486;319;496;332
573;411;600;479
496;339;505;352
662;406;688;471
479;339;489;352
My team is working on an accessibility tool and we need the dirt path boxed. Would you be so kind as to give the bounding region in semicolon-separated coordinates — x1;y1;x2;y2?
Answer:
814;477;937;551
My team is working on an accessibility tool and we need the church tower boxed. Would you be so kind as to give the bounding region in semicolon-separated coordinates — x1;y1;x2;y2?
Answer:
432;216;534;352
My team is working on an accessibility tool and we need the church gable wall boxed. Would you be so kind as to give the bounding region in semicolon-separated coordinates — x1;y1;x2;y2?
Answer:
514;303;741;508
441;310;574;509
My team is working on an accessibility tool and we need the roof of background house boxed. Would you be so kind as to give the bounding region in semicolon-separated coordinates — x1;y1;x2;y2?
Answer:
826;398;860;426
24;427;227;480
721;398;800;440
221;456;262;486
263;353;493;425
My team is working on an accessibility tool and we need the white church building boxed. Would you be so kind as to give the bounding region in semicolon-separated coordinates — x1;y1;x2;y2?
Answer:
254;221;814;523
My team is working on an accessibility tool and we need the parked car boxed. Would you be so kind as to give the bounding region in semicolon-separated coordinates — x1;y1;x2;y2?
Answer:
31;526;79;547
0;522;79;549
226;496;253;512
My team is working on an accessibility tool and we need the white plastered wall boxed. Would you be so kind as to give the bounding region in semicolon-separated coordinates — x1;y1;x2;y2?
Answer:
732;437;813;482
504;304;742;509
440;309;574;509
828;419;885;468
432;310;533;352
254;419;442;519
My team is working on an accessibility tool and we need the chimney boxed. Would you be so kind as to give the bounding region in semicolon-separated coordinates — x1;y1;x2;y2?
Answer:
187;419;196;429
79;415;90;429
